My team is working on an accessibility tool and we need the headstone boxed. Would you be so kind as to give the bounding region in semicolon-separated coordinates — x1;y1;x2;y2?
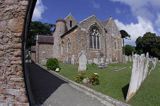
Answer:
106;58;109;64
126;54;139;102
129;56;132;62
126;53;154;102
88;60;93;64
148;57;158;74
143;53;149;81
98;57;107;69
71;55;75;64
125;56;129;62
100;57;104;64
78;51;87;71
93;58;99;64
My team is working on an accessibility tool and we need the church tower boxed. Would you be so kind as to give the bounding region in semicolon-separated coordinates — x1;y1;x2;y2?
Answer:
52;19;66;59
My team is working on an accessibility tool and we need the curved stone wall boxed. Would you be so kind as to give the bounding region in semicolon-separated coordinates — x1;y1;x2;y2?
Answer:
0;0;30;105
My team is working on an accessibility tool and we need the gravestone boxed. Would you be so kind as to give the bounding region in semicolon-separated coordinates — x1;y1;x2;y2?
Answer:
98;57;107;69
125;56;129;62
88;59;93;64
78;51;87;71
126;53;155;102
71;55;75;64
93;58;99;64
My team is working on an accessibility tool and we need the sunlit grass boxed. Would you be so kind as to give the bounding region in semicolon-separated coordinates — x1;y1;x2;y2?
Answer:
59;62;160;106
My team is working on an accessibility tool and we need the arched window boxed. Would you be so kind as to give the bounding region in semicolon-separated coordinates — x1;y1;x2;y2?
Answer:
89;26;100;49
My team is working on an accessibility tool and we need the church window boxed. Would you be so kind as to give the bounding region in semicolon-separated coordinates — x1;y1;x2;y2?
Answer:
70;20;72;27
61;41;64;55
89;26;100;49
115;41;117;49
67;39;71;52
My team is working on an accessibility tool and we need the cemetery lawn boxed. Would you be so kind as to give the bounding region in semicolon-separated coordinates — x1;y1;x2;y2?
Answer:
59;62;160;106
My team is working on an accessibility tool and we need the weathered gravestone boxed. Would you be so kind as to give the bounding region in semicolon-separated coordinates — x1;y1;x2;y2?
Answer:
148;57;158;74
88;59;93;64
71;55;75;64
93;58;99;64
98;57;107;69
126;53;150;102
78;51;87;71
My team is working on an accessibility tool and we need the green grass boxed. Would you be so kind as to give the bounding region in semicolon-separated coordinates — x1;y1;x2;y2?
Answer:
58;62;160;106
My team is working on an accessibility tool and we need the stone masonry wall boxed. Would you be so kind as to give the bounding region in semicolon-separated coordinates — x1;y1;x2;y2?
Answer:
0;0;29;105
36;44;54;65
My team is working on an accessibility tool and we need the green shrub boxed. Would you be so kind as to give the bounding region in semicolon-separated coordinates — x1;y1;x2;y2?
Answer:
89;73;99;85
75;72;86;83
46;58;60;71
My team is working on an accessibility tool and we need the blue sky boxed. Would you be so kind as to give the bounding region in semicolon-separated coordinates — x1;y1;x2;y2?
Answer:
32;0;160;45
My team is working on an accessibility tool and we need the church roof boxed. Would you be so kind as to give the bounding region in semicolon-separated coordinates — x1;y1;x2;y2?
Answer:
61;25;78;38
37;35;54;44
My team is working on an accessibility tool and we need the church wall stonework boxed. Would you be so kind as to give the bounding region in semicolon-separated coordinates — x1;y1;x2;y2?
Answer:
0;0;29;105
36;13;123;65
36;44;53;64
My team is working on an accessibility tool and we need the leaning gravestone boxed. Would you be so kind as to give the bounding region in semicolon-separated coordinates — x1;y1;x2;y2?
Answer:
78;51;87;71
126;54;139;102
126;53;155;102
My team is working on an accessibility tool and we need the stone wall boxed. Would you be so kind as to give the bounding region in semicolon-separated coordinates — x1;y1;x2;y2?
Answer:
36;44;54;65
0;0;29;105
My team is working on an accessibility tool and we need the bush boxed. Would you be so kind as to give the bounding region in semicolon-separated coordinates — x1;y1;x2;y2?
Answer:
89;73;99;85
75;72;86;83
46;58;60;71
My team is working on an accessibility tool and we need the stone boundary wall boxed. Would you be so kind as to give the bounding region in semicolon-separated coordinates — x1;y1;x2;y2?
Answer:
0;0;31;105
39;64;130;106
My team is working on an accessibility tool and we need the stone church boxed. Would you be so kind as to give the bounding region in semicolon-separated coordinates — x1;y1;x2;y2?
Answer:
33;14;123;64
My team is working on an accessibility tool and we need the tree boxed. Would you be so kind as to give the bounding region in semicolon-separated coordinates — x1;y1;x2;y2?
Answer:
123;45;135;56
120;30;131;54
135;32;160;59
27;21;53;48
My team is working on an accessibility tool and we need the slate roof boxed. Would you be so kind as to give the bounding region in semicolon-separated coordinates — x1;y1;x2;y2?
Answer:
61;25;78;38
37;35;54;44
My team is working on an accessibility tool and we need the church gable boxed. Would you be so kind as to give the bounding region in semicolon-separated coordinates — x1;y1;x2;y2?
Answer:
79;15;104;32
104;17;120;37
65;13;78;30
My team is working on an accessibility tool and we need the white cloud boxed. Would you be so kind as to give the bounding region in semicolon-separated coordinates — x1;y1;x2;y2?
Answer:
109;0;160;20
32;0;46;21
115;16;156;45
91;0;100;9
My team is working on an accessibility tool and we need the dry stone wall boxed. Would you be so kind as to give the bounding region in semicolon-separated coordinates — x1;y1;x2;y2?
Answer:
0;0;29;105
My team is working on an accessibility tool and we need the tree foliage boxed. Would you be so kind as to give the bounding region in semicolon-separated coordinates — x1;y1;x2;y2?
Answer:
135;32;160;59
120;30;130;39
123;45;135;56
120;30;131;55
27;21;53;48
